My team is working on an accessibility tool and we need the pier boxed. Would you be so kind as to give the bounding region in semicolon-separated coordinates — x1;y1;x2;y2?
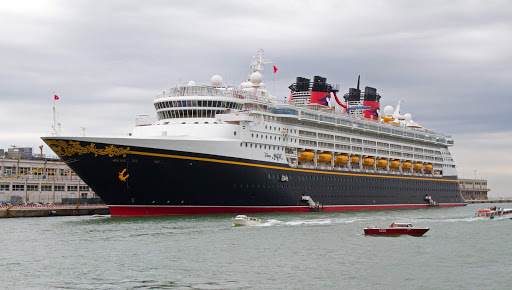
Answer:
466;199;512;204
0;204;110;218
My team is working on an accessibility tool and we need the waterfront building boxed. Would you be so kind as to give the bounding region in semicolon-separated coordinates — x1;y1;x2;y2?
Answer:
458;178;490;200
0;147;100;205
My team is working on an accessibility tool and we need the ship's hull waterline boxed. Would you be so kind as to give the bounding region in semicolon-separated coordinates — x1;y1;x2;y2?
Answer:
43;138;466;216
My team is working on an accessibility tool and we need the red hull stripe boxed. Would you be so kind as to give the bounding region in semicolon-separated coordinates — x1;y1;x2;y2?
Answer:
109;203;467;216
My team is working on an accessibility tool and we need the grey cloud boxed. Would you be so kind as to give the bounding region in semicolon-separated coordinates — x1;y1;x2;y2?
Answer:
0;0;511;195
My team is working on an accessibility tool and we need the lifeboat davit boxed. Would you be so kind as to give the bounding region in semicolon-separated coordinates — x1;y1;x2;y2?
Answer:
389;160;400;168
362;158;375;167
334;155;349;164
413;163;423;171
351;156;360;163
424;164;433;172
376;159;388;168
298;151;314;161
317;153;332;163
402;162;412;170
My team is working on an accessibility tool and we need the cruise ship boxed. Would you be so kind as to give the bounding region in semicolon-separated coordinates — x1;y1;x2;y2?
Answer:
42;50;466;216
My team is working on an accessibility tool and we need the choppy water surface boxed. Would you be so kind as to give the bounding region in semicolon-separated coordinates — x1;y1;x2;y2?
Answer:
2;203;511;289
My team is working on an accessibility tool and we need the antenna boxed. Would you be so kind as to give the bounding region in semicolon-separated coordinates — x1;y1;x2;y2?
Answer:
356;75;360;90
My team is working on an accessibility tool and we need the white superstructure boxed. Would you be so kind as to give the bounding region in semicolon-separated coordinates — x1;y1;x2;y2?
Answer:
130;49;458;178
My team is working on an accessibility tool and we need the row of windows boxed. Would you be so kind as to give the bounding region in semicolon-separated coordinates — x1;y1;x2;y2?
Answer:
267;173;458;187
249;133;282;141
1;167;76;176
249;132;299;144
0;184;90;191
263;125;298;135
232;183;460;193
241;143;285;151
157;109;225;120
155;100;242;110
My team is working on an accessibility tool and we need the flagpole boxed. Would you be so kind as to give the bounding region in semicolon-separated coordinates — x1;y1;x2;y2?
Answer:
273;71;276;98
52;91;57;136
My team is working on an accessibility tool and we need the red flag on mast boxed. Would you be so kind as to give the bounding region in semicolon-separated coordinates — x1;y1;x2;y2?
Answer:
273;65;278;73
54;95;59;100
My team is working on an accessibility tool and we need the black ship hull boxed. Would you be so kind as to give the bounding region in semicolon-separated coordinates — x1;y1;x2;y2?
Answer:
43;138;467;216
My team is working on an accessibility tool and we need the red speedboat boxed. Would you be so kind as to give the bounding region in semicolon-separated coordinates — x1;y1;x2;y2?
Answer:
364;223;429;236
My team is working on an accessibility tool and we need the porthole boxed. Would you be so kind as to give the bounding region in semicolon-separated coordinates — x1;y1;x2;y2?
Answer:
234;131;237;136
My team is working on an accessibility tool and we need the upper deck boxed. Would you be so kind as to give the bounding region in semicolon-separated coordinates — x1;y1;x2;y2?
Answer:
153;84;454;147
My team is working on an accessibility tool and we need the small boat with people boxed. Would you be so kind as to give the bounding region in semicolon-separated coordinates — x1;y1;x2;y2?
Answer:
232;215;262;226
364;223;429;236
475;207;512;220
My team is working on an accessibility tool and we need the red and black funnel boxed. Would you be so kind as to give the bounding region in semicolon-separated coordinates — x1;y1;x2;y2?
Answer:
288;75;338;107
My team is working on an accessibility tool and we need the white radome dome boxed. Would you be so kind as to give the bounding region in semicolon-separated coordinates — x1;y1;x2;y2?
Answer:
211;75;223;87
383;106;394;116
249;72;263;85
259;82;265;88
240;81;253;88
188;81;196;86
404;113;412;122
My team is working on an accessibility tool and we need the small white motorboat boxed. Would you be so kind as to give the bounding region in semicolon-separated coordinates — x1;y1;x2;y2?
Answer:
232;215;261;226
91;214;109;218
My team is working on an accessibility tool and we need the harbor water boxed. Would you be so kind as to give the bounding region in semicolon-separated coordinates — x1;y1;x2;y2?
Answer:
1;203;511;289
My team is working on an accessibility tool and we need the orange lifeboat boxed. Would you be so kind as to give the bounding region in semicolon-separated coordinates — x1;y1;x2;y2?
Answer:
402;162;412;170
334;155;349;164
317;153;332;163
298;151;314;161
376;159;388;168
413;163;423;171
389;161;400;168
362;158;375;167
424;164;433;172
351;156;360;163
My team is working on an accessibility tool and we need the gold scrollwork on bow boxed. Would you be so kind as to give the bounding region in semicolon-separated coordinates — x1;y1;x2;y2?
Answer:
44;140;131;157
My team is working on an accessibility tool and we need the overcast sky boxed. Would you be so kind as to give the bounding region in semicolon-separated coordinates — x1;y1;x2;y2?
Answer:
1;0;510;196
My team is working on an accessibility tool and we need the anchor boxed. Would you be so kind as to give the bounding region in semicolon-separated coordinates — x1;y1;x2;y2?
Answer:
118;169;129;182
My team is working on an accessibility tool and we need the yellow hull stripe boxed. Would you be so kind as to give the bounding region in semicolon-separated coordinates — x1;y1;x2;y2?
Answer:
128;150;458;183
